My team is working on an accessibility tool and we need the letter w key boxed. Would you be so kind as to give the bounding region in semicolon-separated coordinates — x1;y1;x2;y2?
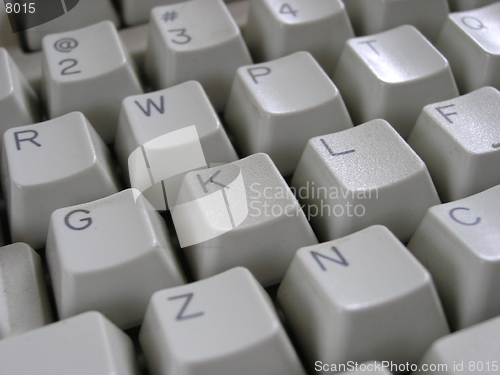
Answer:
135;96;165;117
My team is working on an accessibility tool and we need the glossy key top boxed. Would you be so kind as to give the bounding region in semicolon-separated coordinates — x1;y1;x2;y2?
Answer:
173;153;318;286
408;87;500;202
436;2;500;93
333;25;459;139
0;311;139;375
145;0;252;112
244;0;354;75
42;21;143;143
416;316;500;375
224;51;353;176
1;112;119;249
46;189;185;329
343;0;450;41
278;225;449;373
292;119;440;242
115;81;238;210
140;267;306;375
408;185;500;330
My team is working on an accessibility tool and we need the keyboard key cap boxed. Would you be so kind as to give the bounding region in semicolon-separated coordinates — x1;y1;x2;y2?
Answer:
291;119;440;242
0;243;53;339
42;21;143;143
333;25;459;139
115;81;238;210
1;112;119;249
145;0;252;112
407;185;500;330
139;267;306;375
0;48;40;136
408;87;500;202
24;0;120;52
46;189;185;329
436;2;500;93
0;311;139;375
224;52;353;176
343;0;450;41
415;316;500;375
278;225;449;372
172;153;318;286
243;0;354;75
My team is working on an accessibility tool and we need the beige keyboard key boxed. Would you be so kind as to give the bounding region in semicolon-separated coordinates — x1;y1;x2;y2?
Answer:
115;81;238;210
172;153;318;286
416;316;500;375
0;311;139;375
292;119;440;242
408;87;500;202
408;185;500;330
0;48;39;137
140;267;306;375
278;225;449;373
46;189;185;329
436;2;500;93
1;112;119;249
42;21;143;143
333;25;459;139
244;0;354;75
145;0;252;112
343;0;450;41
224;52;353;176
24;0;119;52
0;243;53;339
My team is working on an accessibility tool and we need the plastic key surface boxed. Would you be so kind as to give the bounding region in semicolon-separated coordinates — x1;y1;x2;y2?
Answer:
140;267;306;375
0;48;39;136
244;0;354;75
46;189;185;329
42;21;143;143
292;119;440;242
342;0;450;41
333;25;459;139
408;185;500;330
1;112;119;249
224;52;353;176
115;81;238;210
278;225;449;374
436;2;500;93
408;87;500;202
173;153;318;286
415;316;500;375
145;0;252;112
0;243;53;339
0;311;139;375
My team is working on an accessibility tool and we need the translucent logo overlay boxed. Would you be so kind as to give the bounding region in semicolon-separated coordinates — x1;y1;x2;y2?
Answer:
128;126;248;248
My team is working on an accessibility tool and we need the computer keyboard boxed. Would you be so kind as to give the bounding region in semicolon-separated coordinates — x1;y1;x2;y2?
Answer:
0;0;499;374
